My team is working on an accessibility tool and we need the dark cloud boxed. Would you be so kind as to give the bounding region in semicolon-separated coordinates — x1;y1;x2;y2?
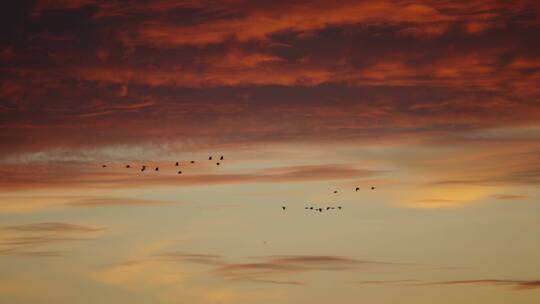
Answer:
1;0;539;158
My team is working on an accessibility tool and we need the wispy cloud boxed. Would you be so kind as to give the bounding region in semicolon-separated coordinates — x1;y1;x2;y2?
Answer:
0;222;105;258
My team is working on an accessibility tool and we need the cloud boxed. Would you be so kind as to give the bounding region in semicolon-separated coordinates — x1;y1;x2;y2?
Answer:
5;222;105;232
66;197;179;208
419;279;540;291
0;163;378;191
494;194;530;200
0;222;105;257
214;255;403;285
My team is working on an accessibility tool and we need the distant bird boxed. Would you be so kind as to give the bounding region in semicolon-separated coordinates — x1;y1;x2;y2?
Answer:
208;156;212;160
326;207;331;210
216;162;220;166
177;170;182;174
371;186;376;190
220;156;224;160
282;206;286;210
305;207;309;209
175;162;179;166
355;187;359;191
155;167;159;171
338;206;342;210
141;165;146;172
126;165;130;168
318;208;323;212
309;207;314;210
102;165;107;168
190;160;195;164
334;190;338;194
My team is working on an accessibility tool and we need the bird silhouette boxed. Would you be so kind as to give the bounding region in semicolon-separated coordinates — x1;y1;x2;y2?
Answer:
208;156;212;160
190;160;195;164
318;208;323;212
334;190;338;194
216;162;220;166
338;206;342;210
177;170;182;174
326;207;331;210
371;186;376;190
102;165;107;168
309;207;314;210
155;167;159;171
175;162;179;166
141;165;146;172
126;165;130;168
220;156;224;160
355;187;359;191
282;206;286;210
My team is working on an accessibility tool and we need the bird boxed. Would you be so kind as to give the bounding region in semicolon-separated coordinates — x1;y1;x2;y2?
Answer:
333;190;338;194
309;207;314;210
175;162;179;166
355;187;359;191
141;165;146;172
326;207;331;210
126;165;130;168
282;206;286;210
177;170;182;174
318;208;323;212
208;156;212;160
190;160;195;164
102;164;107;168
155;167;159;172
220;156;224;160
371;186;376;190
216;162;220;166
338;206;342;210
305;207;309;209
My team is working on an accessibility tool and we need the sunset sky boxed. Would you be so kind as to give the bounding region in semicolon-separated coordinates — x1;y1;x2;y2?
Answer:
1;1;540;303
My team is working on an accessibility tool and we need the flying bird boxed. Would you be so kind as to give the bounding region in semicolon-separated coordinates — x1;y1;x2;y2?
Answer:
216;162;220;166
338;206;342;210
334;190;338;194
371;186;376;190
355;187;359;191
101;165;107;168
177;170;182;174
282;206;286;210
175;162;179;166
220;156;224;160
208;156;212;160
126;165;130;168
155;167;159;171
190;160;195;164
141;165;146;172
326;207;331;210
309;207;314;210
318;208;323;212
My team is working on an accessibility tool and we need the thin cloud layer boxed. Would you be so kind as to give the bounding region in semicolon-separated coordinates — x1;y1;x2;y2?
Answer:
0;222;105;257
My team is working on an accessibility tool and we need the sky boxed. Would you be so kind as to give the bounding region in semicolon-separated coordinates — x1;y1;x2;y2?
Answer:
1;0;540;303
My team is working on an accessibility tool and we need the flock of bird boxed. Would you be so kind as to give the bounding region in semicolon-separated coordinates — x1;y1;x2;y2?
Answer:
102;155;224;175
281;186;376;213
102;155;377;213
